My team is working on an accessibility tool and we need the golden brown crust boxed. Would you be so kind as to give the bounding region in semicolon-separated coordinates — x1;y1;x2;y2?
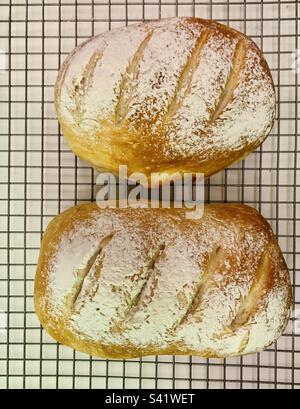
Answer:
55;17;276;182
34;203;291;359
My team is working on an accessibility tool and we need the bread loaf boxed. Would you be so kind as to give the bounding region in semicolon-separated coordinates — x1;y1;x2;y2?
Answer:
34;203;291;359
55;17;275;180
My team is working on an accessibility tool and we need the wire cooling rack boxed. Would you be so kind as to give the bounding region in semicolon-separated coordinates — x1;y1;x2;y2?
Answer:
0;0;299;390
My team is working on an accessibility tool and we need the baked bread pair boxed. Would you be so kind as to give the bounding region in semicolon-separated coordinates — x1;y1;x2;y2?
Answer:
34;18;291;359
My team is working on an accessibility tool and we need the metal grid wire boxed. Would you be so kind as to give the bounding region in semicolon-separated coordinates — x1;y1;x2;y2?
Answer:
0;0;300;389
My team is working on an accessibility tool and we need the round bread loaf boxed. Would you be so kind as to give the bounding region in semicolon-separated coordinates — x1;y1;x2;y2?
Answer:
55;17;276;180
35;203;291;359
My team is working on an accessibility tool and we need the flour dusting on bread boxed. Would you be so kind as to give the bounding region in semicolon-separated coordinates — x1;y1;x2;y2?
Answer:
35;204;291;358
55;17;276;178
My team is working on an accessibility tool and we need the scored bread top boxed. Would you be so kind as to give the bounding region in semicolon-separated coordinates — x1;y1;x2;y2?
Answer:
55;17;276;179
34;204;291;359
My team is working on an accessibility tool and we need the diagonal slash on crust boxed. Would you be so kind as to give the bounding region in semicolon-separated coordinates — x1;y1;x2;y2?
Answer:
113;243;166;329
172;245;223;331
216;250;271;354
163;29;210;125
209;39;246;123
115;31;154;126
69;48;104;122
65;233;115;312
229;250;270;331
